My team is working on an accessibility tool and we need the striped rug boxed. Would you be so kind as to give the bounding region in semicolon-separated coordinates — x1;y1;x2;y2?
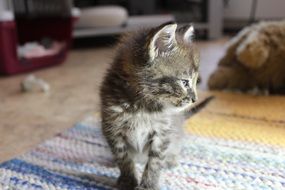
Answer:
1;92;285;190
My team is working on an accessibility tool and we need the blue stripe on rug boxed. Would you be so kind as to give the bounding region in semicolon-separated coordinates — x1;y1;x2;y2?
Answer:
1;159;113;190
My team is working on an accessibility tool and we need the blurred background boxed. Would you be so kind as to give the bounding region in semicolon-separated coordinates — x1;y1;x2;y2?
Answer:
0;0;285;161
1;0;285;75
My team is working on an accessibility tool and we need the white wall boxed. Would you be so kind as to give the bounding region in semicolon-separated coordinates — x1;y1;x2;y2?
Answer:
224;0;285;20
0;0;6;12
224;0;252;20
255;0;285;19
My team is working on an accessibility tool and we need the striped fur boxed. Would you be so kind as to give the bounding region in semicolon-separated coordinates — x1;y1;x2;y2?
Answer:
100;23;199;190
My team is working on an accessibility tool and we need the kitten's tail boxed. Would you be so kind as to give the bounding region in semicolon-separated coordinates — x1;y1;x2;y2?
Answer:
185;96;215;118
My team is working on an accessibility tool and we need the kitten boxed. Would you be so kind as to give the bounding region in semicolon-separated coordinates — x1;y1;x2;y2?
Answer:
100;22;199;190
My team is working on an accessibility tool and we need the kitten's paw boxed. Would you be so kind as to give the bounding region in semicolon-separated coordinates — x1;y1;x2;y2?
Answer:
164;155;179;169
135;186;158;190
117;175;138;190
135;182;159;190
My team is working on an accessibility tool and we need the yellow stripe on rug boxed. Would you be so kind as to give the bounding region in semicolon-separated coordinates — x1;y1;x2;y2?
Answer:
185;91;285;147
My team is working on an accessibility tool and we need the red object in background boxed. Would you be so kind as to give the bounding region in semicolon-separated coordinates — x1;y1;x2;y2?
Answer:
0;17;77;75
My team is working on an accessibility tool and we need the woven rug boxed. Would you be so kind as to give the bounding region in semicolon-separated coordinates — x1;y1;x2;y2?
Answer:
1;92;285;190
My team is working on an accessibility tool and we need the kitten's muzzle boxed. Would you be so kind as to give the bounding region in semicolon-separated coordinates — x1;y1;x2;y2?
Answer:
187;89;197;103
182;96;196;105
182;97;196;104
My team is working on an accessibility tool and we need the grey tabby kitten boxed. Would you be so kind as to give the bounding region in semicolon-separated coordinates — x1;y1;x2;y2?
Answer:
100;22;199;190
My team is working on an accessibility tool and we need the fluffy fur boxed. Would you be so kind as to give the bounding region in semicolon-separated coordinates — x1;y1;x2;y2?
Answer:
208;20;285;94
100;23;199;190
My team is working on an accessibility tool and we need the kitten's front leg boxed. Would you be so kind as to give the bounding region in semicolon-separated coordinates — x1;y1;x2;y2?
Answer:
105;134;138;190
137;135;170;190
117;155;138;190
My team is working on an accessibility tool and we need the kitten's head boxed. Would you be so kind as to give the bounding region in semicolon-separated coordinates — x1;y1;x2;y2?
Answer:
134;22;200;111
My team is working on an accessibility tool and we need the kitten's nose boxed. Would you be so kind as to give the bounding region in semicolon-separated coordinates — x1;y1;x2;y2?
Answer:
191;96;197;103
188;89;197;103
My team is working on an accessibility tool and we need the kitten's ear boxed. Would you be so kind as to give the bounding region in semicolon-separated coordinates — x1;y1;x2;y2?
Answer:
149;23;177;61
183;25;194;43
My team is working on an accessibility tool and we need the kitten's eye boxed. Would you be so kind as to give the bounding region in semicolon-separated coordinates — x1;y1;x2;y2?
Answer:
182;79;189;87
